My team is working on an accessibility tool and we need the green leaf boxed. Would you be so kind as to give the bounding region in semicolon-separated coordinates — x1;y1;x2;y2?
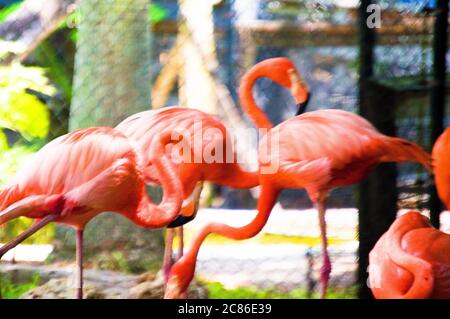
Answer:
148;3;168;24
0;2;22;23
0;273;40;299
0;61;54;140
0;91;50;140
0;63;56;95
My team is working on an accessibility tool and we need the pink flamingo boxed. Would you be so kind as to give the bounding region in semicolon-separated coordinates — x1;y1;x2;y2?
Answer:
116;107;263;288
369;211;450;298
164;57;432;299
116;57;311;287
0;127;184;299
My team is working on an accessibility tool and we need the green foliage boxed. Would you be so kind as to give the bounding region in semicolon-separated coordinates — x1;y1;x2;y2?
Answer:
111;251;132;273
0;2;21;23
148;3;168;24
205;282;357;299
0;216;55;244
0;273;40;299
34;41;73;100
0;41;55;243
0;42;55;142
59;11;79;43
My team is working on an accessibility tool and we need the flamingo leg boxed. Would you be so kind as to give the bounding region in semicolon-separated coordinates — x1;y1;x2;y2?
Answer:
316;198;331;299
163;228;174;287
176;226;184;260
176;226;188;299
75;229;84;299
0;215;58;259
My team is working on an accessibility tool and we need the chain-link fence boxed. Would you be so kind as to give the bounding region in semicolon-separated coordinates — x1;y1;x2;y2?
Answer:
0;0;448;298
371;0;444;211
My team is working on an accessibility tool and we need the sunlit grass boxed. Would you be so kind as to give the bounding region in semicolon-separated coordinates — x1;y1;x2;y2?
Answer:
0;273;40;299
205;281;357;299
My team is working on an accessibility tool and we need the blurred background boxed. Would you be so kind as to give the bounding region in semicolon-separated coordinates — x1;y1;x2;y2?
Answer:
0;0;448;299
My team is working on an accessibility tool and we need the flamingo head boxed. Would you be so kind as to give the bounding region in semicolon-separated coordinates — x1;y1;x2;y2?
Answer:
164;257;195;299
288;68;311;115
167;183;203;228
256;57;310;115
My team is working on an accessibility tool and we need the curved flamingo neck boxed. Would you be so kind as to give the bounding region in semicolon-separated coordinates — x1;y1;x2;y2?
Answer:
385;213;434;299
213;164;259;189
239;67;273;130
133;132;183;228
174;184;280;289
229;170;259;188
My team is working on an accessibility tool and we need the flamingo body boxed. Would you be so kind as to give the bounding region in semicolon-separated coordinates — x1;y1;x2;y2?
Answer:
164;57;431;299
432;127;450;209
116;106;259;288
369;211;450;299
116;107;258;197
0;127;183;298
259;109;431;200
0;128;143;228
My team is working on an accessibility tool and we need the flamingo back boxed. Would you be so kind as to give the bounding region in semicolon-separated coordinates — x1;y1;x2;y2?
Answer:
432;128;450;209
369;212;450;298
259;109;430;191
1;127;140;213
116;107;235;185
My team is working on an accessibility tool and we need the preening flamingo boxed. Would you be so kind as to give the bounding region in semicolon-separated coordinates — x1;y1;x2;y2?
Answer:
0;127;184;299
164;57;432;299
368;211;450;298
116;107;260;287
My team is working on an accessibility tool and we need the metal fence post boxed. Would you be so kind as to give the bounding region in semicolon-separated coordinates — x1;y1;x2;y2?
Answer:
429;0;448;228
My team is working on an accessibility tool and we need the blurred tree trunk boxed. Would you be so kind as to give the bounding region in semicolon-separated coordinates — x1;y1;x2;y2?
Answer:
178;0;219;114
70;0;152;128
67;0;163;268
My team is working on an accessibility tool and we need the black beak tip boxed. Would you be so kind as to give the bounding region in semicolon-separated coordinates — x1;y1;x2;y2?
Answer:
167;214;195;228
295;93;311;116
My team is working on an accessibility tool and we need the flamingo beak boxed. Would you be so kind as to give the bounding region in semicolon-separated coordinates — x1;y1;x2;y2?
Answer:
288;69;310;116
167;182;203;228
167;198;197;228
296;92;311;116
167;215;194;228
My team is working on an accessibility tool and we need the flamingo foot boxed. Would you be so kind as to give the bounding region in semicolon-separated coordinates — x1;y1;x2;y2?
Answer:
319;253;332;299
